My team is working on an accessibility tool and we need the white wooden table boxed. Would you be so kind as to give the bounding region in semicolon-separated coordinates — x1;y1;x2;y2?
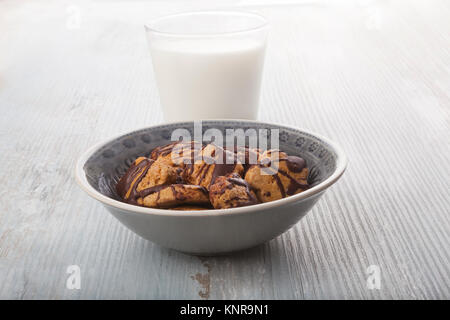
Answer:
0;0;449;299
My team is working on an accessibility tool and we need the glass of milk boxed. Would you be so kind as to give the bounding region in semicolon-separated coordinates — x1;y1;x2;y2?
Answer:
145;11;268;121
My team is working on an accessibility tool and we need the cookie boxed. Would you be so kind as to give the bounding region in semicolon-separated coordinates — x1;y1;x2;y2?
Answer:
150;140;203;168
183;144;244;190
115;157;180;204
117;142;310;210
138;156;181;188
137;184;210;208
209;173;258;209
245;150;309;203
116;157;154;203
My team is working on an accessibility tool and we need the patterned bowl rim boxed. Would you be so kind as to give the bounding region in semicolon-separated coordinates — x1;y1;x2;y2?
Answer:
75;120;348;217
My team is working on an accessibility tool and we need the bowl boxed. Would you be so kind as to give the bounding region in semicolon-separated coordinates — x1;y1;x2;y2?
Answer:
75;120;347;255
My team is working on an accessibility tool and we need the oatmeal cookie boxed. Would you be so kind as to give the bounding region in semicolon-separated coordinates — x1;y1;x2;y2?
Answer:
209;173;258;209
245;151;309;202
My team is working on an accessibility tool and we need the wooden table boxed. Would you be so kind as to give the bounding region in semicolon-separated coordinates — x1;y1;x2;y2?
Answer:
0;0;449;299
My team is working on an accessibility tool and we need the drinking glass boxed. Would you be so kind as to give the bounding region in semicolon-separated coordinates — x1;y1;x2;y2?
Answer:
145;11;269;121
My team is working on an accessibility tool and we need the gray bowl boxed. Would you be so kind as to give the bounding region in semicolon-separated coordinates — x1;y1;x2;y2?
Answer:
75;120;347;255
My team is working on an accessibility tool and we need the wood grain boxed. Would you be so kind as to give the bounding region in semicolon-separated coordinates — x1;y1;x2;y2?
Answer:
0;0;449;299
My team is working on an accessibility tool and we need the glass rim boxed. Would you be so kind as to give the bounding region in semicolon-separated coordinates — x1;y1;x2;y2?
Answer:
144;10;269;38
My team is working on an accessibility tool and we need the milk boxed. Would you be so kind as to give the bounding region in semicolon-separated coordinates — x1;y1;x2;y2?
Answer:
149;39;266;121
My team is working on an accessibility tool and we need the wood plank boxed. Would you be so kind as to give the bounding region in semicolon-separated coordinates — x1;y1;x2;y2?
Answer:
0;0;449;299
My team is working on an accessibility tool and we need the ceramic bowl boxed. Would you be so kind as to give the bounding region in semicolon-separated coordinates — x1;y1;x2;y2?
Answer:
75;120;347;255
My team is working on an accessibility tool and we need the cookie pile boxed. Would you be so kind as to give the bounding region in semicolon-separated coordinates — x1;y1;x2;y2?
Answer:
116;141;309;210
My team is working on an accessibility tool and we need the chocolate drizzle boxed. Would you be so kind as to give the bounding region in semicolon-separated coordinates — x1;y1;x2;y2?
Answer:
150;141;178;159
116;142;310;210
280;156;309;195
278;169;309;195
210;148;240;186
151;140;204;166
284;156;306;173
138;184;170;199
127;182;208;206
273;174;287;198
227;176;251;188
229;176;258;206
185;146;239;188
116;158;154;204
253;155;310;198
209;173;258;208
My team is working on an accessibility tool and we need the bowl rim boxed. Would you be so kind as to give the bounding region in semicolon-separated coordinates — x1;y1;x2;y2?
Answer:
75;120;347;217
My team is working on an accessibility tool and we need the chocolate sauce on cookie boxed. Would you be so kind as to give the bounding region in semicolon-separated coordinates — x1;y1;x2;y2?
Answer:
251;155;309;198
116;158;154;204
278;169;309;196
116;142;310;210
136;184;208;205
284;156;306;173
150;141;178;159
210;148;241;185
185;146;240;187
151;140;204;164
211;174;258;207
138;184;170;199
